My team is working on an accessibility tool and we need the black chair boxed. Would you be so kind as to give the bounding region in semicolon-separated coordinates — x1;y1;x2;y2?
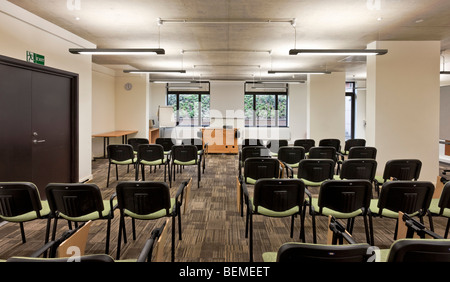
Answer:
277;146;305;178
266;139;289;157
242;138;264;148
127;138;149;154
45;183;117;254
318;138;341;153
243;157;281;185
107;144;137;187
370;180;434;240
340;138;366;156
262;242;372;262
293;139;315;155
307;180;374;245
182;138;207;173
296;159;335;189
171;145;201;188
308;146;337;163
336;159;377;185
155;137;176;156
0;182;51;244
115;181;188;262
427;181;450;238
384;239;450;262
348;146;377;159
238;146;271;177
136;144;170;184
242;178;306;262
374;159;422;196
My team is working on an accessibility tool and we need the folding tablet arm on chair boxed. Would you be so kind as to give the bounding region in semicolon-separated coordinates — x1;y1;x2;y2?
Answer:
328;216;357;245
401;213;443;239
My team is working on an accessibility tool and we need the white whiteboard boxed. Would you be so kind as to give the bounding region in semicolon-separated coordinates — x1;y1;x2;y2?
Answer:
158;106;176;128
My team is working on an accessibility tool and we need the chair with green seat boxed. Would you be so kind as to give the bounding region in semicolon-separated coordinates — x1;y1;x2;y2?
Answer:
155;137;176;157
45;183;117;254
242;178;306;262
277;146;305;178
335;159;377;185
242;138;265;148
374;159;422;197
171;145;201;188
336;146;376;174
318;138;340;156
427;181;450;238
266;139;288;157
262;242;372;262
127;138;149;155
293;139;315;156
107;144;137;187
136;144;170;185
296;159;335;189
339;139;366;157
381;239;450;262
307;180;374;245
370;180;434;241
243;157;281;185
182;138;207;174
0;182;51;244
238;146;271;177
115;181;188;262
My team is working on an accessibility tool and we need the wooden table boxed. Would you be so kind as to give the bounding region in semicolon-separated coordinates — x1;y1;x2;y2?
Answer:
93;130;138;158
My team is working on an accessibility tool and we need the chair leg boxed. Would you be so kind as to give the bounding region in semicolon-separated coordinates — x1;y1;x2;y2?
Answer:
115;164;119;181
51;216;59;241
132;218;136;240
105;217;111;254
249;213;253;262
19;222;26;244
290;215;294;238
116;216;123;260
171;216;176;262
178;213;182;240
107;162;111;187
427;211;434;232
311;212;317;244
445;218;450;238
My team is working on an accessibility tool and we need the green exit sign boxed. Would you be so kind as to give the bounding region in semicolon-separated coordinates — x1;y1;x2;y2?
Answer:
26;51;45;65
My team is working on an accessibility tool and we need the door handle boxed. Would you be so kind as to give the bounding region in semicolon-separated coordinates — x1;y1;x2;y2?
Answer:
33;139;46;144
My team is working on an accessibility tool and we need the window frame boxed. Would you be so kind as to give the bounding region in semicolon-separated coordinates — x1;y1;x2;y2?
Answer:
244;83;289;128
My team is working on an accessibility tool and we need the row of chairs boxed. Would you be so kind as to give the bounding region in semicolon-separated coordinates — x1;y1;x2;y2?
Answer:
107;137;207;188
0;179;191;262
239;175;450;262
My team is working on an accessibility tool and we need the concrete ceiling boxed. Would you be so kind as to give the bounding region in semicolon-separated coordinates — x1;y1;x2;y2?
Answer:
8;0;450;81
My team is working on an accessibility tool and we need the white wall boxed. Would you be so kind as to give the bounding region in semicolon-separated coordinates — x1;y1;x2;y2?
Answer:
0;1;95;182
149;80;308;143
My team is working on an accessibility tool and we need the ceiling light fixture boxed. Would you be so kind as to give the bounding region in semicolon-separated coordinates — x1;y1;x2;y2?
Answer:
123;69;186;74
268;70;331;74
69;48;165;55
289;49;388;56
158;17;296;25
441;52;450;75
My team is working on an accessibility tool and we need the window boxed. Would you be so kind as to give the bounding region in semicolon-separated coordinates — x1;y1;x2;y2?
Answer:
244;82;288;127
166;82;210;127
345;82;356;140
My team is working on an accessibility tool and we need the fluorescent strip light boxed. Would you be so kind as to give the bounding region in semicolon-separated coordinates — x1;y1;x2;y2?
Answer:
289;49;388;56
268;70;331;74
69;48;165;55
440;71;450;75
123;70;186;74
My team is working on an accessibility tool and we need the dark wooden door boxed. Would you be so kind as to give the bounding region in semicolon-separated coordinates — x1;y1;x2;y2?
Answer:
0;56;78;197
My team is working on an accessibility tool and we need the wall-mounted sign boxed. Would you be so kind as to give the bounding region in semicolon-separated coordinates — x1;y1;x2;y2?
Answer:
26;51;45;66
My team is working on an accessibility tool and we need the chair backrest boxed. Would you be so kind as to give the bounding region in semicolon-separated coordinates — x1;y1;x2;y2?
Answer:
338;159;377;181
277;146;305;165
308;146;337;162
242;138;264;148
127;138;149;151
181;138;203;151
343;139;366;152
45;183;105;218
438;181;450;213
155;138;176;152
297;159;335;182
253;179;305;213
377;181;434;215
317;180;373;214
137;144;165;162
293;139;315;152
348;146;377;159
107;144;134;162
266;139;289;153
241;146;271;162
244;157;280;181
382;159;422;181
319;138;341;152
387;239;450;262
276;243;372;262
116;181;171;216
0;182;44;217
171;145;198;163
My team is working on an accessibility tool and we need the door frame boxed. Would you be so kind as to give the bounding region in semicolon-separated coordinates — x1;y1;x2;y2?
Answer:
0;54;79;184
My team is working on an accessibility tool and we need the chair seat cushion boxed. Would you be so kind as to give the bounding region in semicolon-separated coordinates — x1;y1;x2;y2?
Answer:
369;199;419;218
0;200;50;222
262;252;277;262
124;198;176;220
251;198;299;217
173;160;196;165
112;158;137;165
298;178;326;187
139;158;167;166
428;198;450;217
59;200;117;222
310;198;362;218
